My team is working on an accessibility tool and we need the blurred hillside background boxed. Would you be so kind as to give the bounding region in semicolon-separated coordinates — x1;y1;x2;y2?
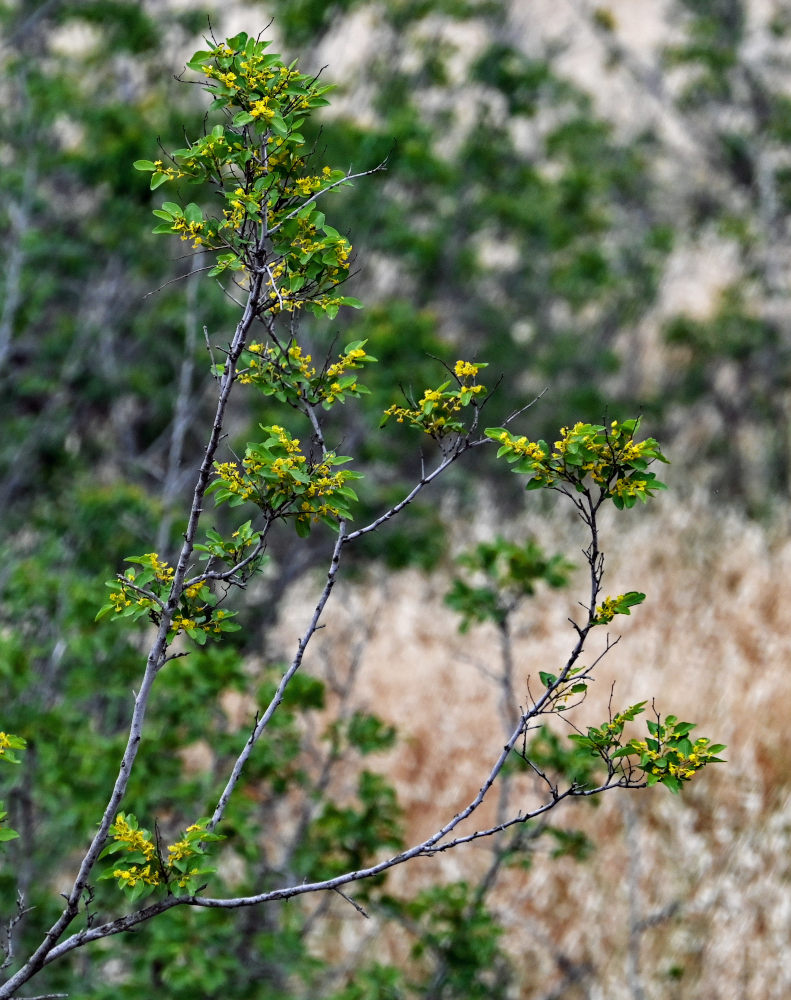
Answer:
2;0;791;997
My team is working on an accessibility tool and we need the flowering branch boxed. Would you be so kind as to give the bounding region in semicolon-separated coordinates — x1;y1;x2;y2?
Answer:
0;31;723;998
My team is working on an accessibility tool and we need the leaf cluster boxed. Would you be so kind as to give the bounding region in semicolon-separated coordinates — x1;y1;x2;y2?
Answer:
209;425;362;536
380;360;488;440
570;704;726;793
234;339;376;409
487;418;668;508
96;552;241;645
98;812;224;903
445;536;573;632
135;32;360;313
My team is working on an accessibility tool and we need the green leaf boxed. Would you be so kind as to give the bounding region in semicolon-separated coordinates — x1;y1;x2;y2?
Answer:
269;114;288;136
184;203;203;225
128;880;157;903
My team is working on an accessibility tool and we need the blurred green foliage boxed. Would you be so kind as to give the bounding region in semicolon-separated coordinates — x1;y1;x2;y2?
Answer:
445;536;573;632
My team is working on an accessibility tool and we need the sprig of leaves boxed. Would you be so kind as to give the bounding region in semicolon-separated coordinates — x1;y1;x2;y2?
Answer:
570;705;726;793
486;417;668;507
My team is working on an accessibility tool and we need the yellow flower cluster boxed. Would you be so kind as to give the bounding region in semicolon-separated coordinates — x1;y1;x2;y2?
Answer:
593;597;619;624
172;217;208;248
108;815;211;892
321;347;368;402
489;419;666;507
167;834;198;862
292;234;324;257
106;588;132;612
172;605;237;640
239;342;317;388
610;477;649;501
213;461;257;503
621;439;651;462
249;96;275;119
271;424;303;455
261;260;308;314
221;185;268;236
552;422;586;451
176;610;234;637
306;462;346;500
146;34;352;311
287;344;315;376
113;865;159;889
498;432;547;461
295;175;322;196
147;553;174;583
151;159;186;182
329;237;351;273
214;426;309;502
238;340;372;408
112;814;157;860
633;737;713;781
384;362;486;436
99;550;235;643
211;424;360;532
110;814;161;888
549;422;653;488
106;553;174;614
241;58;289;89
203;55;296;100
222;201;246;232
326;347;366;380
151;128;238;185
454;360;482;378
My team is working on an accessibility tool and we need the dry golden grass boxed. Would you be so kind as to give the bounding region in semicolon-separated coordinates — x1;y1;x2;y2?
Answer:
274;486;791;999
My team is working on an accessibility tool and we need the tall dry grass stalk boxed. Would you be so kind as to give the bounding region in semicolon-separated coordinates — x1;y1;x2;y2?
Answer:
274;486;791;999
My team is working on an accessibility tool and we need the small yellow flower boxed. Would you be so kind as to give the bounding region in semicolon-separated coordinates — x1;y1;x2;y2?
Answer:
167;839;193;863
454;360;480;378
249;98;274;119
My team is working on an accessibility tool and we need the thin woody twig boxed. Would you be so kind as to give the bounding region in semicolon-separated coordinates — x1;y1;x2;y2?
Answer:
343;439;470;543
265;161;388;237
332;888;369;919
206;521;348;834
